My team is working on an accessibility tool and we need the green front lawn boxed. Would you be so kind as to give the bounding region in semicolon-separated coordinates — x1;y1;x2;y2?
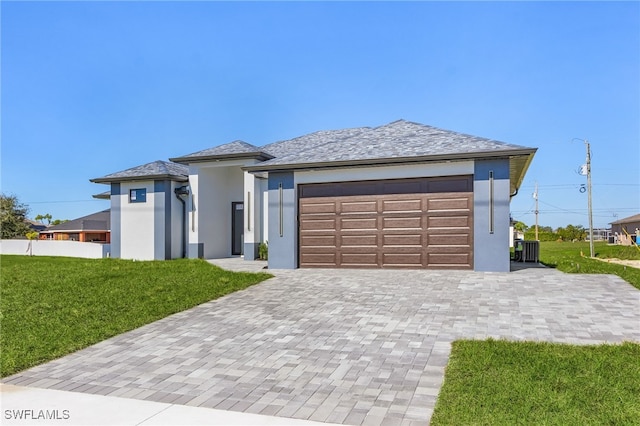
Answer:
432;339;640;425
539;241;640;290
0;255;272;377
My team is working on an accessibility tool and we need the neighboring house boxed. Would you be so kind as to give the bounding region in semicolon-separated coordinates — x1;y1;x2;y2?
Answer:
25;219;48;232
91;119;537;272
39;209;111;243
610;213;640;245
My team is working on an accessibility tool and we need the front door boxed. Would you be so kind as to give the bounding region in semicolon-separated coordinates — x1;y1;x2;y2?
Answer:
232;202;244;255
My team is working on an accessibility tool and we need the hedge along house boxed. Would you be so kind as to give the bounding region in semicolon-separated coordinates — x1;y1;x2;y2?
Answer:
92;120;536;271
91;161;189;260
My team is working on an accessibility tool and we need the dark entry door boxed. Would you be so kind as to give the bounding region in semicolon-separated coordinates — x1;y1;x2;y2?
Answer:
232;202;244;255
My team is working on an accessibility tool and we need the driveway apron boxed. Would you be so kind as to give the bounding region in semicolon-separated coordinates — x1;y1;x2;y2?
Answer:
5;265;640;425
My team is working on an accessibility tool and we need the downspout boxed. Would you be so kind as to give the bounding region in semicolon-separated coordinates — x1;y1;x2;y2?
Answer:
174;186;189;258
510;187;519;199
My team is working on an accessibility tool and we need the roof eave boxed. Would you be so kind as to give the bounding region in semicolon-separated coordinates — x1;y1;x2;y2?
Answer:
90;174;189;184
244;149;537;173
169;152;274;165
509;148;537;195
41;229;110;233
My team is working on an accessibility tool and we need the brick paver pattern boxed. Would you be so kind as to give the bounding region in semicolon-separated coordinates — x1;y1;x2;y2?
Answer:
5;263;640;425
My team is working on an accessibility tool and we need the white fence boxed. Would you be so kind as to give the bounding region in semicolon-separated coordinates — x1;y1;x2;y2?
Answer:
0;240;110;259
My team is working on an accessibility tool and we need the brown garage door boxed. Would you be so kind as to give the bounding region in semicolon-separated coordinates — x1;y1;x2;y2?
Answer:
299;176;473;269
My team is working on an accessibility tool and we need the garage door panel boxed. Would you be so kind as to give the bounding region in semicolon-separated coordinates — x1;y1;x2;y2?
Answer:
382;199;422;213
427;197;471;211
382;253;422;266
428;177;472;193
340;234;378;247
427;215;471;228
340;253;378;266
299;176;473;269
340;217;378;230
383;216;422;229
300;218;337;231
427;253;471;266
299;235;337;247
300;201;336;214
300;252;337;266
383;234;422;246
340;200;378;214
428;233;471;246
383;180;423;194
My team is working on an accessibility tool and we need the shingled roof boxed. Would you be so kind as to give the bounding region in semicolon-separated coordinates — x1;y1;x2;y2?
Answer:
93;120;536;193
610;213;640;225
170;140;273;164
41;209;110;232
247;120;536;192
251;120;533;170
91;160;188;184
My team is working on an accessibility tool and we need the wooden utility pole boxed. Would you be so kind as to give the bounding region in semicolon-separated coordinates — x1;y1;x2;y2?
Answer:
586;141;594;258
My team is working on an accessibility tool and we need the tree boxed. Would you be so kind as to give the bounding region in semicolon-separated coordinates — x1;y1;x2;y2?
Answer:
35;213;52;225
0;194;32;239
513;221;528;232
556;224;587;241
26;231;39;256
51;219;69;226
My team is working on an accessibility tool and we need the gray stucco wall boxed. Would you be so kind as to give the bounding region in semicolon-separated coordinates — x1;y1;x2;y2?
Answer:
110;183;121;258
473;159;511;272
189;243;204;259
267;171;296;269
154;180;172;260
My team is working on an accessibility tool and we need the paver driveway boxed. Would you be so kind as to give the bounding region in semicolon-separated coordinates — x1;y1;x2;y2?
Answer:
5;262;640;425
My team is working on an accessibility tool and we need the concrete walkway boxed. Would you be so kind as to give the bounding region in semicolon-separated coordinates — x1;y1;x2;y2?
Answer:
3;260;639;425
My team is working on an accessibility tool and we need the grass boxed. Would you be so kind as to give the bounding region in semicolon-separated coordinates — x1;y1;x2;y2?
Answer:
0;255;272;377
431;339;640;425
538;241;640;290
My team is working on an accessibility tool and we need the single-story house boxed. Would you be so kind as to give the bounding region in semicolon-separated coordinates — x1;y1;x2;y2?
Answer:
39;209;111;243
91;119;536;272
610;213;640;245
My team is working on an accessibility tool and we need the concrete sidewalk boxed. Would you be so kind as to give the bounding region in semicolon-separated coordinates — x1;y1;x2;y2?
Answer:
0;384;337;425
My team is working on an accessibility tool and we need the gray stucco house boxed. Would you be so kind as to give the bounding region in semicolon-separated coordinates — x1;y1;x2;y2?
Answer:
91;119;536;272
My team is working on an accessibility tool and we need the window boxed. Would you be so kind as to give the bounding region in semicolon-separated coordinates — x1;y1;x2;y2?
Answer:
130;188;147;203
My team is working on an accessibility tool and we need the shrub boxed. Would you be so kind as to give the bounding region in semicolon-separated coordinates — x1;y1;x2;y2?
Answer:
258;241;268;260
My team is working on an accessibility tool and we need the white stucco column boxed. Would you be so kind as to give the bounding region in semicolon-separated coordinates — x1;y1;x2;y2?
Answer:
187;167;203;258
243;170;263;260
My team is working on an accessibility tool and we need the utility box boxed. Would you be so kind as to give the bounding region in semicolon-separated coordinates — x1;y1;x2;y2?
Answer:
514;240;539;262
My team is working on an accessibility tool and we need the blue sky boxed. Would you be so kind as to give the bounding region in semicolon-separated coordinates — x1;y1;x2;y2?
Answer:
2;1;638;230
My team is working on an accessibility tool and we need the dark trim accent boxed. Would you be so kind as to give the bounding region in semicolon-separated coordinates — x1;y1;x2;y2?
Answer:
110;184;121;258
91;174;188;184
489;171;494;234
298;175;473;198
170;152;274;165
157;181;172;260
231;202;244;256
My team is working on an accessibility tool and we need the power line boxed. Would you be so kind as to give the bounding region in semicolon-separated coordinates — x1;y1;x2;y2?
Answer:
520;183;639;188
25;199;104;204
